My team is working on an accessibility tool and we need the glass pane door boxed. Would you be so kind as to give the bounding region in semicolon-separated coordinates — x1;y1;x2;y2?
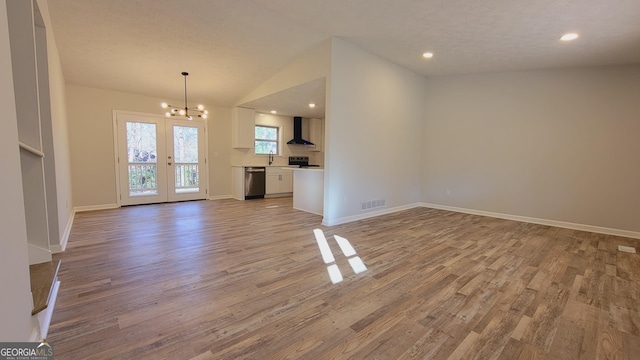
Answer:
117;115;168;205
116;113;207;205
167;121;207;202
126;122;159;196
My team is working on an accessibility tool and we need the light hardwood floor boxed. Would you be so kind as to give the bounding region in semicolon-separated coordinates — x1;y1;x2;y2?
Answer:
49;197;640;359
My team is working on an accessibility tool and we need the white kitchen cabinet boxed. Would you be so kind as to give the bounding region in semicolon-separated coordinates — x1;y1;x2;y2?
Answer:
232;107;255;149
266;168;292;195
308;118;323;152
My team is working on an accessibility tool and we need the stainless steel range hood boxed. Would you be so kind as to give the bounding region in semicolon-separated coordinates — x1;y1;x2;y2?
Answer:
287;116;314;145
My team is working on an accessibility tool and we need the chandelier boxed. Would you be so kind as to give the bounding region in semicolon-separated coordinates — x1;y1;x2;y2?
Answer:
161;72;208;120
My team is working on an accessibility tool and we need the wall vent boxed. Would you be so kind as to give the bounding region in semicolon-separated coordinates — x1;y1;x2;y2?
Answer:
361;199;386;211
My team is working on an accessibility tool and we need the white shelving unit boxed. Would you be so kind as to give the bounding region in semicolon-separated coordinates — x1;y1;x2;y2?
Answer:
7;0;56;265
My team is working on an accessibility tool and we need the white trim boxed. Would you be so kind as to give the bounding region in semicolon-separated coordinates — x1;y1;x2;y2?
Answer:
208;195;233;200
51;210;75;253
321;201;640;239
28;280;60;342
74;203;119;213
112;110;122;207
28;244;52;265
421;203;640;240
36;280;59;340
322;203;421;226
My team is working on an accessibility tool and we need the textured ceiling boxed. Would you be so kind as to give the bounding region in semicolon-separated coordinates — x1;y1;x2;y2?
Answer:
240;77;326;118
47;0;640;116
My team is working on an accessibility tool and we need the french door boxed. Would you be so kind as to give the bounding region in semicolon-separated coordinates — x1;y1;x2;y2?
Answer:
115;112;207;206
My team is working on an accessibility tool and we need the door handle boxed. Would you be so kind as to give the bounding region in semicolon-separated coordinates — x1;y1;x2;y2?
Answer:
168;162;172;165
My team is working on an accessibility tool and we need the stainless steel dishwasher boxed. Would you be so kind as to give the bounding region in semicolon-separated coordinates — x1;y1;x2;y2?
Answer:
244;167;266;199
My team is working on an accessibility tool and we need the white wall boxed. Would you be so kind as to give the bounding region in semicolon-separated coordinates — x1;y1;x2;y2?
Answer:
422;65;640;233
323;38;424;225
0;0;35;340
237;38;331;106
66;85;233;207
208;106;232;199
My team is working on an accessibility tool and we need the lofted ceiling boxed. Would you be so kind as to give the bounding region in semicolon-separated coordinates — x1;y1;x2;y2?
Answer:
240;77;326;118
46;0;640;118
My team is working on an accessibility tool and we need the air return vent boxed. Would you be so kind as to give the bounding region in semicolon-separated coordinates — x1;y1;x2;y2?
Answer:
361;199;386;211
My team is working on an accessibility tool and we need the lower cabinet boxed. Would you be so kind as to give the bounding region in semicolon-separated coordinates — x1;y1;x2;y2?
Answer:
266;168;292;195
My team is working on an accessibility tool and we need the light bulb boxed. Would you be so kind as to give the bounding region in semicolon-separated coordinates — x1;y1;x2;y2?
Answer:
179;109;186;116
187;115;192;120
560;33;579;41
309;103;316;108
161;102;168;108
171;108;177;113
165;112;171;117
197;104;204;111
204;110;208;114
202;114;208;119
422;52;434;58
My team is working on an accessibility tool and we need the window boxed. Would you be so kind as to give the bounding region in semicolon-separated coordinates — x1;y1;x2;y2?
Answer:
255;125;279;155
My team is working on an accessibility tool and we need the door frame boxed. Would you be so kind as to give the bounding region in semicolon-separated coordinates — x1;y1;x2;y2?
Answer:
112;110;209;206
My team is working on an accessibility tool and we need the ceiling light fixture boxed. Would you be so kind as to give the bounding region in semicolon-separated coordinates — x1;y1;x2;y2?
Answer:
422;52;434;58
270;110;277;114
161;72;208;120
308;103;316;108
560;33;579;41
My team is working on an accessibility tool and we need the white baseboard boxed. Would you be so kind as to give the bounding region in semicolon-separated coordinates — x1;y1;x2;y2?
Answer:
28;244;52;265
74;203;119;212
266;193;293;199
421;202;640;240
208;195;233;200
51;210;75;253
322;203;422;226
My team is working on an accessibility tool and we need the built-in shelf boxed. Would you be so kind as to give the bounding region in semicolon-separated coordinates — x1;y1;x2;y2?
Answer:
19;141;44;157
29;260;60;315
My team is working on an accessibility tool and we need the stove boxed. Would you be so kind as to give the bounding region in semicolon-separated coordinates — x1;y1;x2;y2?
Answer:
288;156;319;167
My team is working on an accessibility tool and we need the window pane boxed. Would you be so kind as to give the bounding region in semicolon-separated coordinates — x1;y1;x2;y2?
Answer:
173;125;199;193
126;122;157;163
255;140;277;155
125;122;158;196
255;125;279;155
255;126;277;140
173;126;198;163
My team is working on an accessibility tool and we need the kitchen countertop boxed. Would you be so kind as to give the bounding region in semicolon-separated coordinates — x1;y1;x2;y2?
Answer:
286;167;324;172
232;164;323;171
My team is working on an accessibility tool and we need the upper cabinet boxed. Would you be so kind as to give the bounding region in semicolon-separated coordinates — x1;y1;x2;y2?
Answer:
232;107;255;149
308;118;323;152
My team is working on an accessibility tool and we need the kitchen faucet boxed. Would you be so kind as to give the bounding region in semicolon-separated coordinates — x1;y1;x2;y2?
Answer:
268;150;274;165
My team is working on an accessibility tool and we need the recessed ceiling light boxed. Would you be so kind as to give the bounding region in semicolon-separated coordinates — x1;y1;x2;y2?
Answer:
270;110;277;114
560;33;579;41
422;52;434;59
308;103;316;108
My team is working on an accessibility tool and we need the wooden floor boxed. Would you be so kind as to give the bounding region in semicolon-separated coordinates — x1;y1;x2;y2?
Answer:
49;197;640;359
